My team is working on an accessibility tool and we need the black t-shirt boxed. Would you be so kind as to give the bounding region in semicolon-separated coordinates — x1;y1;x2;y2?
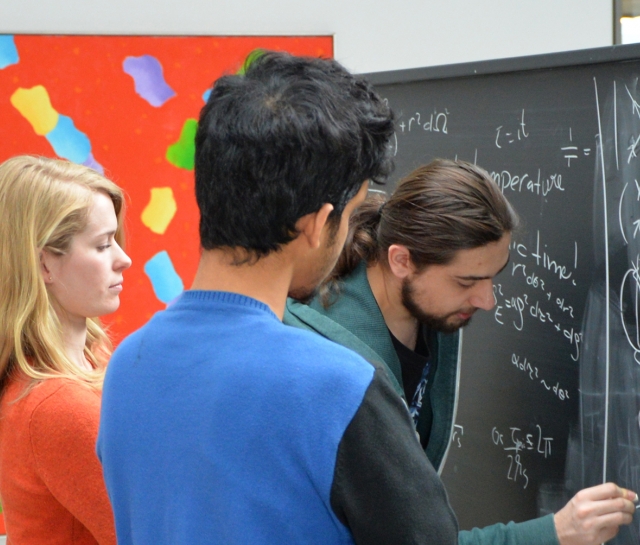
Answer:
389;325;435;449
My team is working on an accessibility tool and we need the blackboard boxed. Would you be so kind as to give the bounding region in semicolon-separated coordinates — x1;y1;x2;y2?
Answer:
366;44;640;544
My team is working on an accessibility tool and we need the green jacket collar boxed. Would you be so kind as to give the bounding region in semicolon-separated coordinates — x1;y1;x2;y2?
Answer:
309;262;404;393
285;262;461;471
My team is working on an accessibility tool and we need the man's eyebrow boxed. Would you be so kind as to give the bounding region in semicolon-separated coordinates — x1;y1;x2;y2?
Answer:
454;255;510;281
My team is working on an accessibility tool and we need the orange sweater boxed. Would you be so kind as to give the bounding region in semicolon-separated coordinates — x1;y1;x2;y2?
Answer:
0;376;116;544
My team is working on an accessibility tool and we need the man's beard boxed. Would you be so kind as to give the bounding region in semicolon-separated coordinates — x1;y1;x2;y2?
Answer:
401;277;473;334
288;285;319;305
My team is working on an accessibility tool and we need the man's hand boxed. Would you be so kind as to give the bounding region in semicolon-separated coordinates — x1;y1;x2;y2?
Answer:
554;483;636;545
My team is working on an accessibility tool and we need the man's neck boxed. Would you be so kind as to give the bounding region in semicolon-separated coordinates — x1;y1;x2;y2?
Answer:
191;249;294;320
366;262;419;350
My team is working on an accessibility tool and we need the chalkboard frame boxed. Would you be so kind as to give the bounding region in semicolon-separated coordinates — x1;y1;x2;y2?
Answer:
363;43;640;84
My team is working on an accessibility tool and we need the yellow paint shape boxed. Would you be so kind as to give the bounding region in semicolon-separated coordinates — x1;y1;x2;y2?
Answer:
10;86;59;136
141;187;177;235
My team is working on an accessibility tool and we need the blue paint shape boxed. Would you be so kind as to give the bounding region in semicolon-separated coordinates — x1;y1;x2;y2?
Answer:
45;115;91;163
0;35;19;69
82;152;104;175
202;88;211;103
123;55;176;108
144;251;184;304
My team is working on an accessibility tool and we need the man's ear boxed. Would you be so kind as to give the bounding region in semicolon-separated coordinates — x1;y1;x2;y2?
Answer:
387;244;414;279
296;203;335;250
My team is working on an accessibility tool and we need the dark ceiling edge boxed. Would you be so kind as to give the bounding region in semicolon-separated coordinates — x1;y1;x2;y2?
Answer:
362;43;640;85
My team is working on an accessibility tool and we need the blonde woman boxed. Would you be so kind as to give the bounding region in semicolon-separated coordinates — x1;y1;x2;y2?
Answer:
0;156;131;544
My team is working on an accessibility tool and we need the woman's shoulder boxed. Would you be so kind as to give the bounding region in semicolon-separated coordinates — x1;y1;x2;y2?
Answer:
3;376;100;424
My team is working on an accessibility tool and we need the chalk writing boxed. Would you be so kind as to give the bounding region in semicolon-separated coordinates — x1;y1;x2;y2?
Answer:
495;109;529;148
398;108;449;134
529;231;576;283
620;255;640;364
493;280;582;360
451;424;464;448
492;169;564;198
491;425;554;489
560;127;592;167
511;353;570;400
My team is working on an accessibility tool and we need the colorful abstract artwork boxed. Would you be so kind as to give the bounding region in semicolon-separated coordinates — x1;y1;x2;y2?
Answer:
0;35;333;345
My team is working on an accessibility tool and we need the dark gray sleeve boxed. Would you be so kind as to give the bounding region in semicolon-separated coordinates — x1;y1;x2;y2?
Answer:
330;368;459;545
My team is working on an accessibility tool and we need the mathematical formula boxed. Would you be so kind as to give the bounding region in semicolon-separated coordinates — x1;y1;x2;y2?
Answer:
491;425;554;489
511;353;570;400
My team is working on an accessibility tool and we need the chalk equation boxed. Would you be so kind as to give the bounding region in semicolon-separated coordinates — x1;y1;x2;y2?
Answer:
397;108;449;135
494;286;582;361
560;128;592;167
490;232;582;359
495;109;529;148
511;353;570;400
492;425;554;489
492;109;593;168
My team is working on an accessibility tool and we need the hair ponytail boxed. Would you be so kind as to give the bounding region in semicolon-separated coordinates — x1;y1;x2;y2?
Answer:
333;193;387;277
319;193;385;302
319;159;518;306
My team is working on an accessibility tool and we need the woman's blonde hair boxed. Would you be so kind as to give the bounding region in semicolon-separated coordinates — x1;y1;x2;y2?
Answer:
0;155;126;391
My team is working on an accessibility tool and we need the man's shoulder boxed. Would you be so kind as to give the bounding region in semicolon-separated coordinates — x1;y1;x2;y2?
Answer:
109;325;147;362
286;299;384;360
281;316;374;369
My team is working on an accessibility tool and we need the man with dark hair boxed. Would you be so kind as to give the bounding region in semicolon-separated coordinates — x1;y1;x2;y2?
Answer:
285;159;637;545
97;52;459;544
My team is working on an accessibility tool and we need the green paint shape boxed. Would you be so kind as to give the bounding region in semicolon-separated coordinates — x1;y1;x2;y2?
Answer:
237;49;265;75
166;118;197;170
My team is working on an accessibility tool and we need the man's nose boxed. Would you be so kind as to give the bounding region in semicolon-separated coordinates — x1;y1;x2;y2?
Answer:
469;280;495;311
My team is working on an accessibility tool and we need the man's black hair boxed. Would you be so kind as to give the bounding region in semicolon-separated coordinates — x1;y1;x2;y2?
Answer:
194;50;394;261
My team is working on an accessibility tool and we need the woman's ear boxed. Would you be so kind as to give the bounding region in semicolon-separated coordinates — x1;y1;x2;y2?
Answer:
40;250;54;284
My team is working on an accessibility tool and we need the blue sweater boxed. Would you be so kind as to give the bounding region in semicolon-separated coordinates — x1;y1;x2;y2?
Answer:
98;291;457;544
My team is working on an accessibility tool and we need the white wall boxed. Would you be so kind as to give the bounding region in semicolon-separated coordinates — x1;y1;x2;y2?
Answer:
0;0;613;74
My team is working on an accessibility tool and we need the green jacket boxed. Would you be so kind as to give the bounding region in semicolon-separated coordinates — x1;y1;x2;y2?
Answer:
284;262;558;545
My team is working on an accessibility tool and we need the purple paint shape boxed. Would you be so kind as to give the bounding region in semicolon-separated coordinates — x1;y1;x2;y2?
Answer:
82;152;104;175
123;55;176;108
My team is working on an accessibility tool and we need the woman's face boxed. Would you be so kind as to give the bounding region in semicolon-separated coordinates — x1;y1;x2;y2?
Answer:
43;191;132;325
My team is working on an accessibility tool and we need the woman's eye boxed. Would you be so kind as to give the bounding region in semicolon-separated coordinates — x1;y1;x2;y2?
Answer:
97;244;111;251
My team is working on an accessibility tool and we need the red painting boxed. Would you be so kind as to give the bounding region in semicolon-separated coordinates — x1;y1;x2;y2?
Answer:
0;33;332;533
0;34;333;349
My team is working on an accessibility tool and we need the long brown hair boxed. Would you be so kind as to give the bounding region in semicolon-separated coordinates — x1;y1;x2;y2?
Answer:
325;159;518;292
